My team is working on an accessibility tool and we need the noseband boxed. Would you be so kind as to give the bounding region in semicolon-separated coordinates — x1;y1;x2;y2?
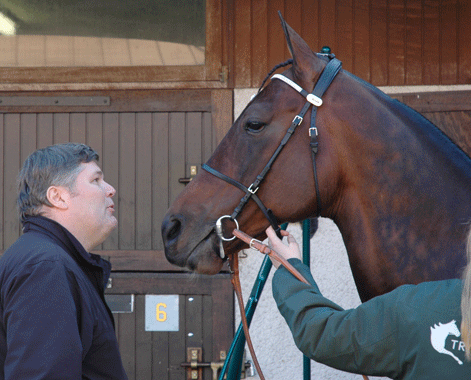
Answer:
203;56;342;256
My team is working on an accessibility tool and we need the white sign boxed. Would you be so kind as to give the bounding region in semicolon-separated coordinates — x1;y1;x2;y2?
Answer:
145;295;179;331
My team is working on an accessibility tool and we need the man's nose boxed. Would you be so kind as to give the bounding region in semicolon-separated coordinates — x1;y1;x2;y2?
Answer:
105;182;116;197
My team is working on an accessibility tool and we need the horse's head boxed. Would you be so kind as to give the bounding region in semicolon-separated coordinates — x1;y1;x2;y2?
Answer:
161;16;343;273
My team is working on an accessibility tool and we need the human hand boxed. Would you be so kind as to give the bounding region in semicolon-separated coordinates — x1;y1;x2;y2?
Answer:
266;226;301;269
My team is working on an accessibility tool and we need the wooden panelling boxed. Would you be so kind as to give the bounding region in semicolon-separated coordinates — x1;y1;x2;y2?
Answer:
232;0;471;88
108;273;233;380
392;90;471;157
0;89;232;271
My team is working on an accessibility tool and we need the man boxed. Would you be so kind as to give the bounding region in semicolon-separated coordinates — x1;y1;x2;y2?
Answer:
267;226;471;379
0;143;127;379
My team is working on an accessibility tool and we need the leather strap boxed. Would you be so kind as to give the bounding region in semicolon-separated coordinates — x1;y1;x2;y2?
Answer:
231;228;370;380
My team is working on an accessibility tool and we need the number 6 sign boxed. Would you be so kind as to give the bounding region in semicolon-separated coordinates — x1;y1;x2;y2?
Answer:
145;295;179;331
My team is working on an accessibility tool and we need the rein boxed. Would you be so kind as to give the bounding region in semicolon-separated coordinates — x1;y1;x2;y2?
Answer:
230;229;369;380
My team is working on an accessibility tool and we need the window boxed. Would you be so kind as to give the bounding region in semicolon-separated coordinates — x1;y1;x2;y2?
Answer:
0;0;223;84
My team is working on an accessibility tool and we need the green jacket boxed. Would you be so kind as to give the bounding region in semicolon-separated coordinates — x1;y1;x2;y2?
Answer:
272;259;470;379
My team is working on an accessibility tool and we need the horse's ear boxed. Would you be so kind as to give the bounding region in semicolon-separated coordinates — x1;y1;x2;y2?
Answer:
278;11;323;86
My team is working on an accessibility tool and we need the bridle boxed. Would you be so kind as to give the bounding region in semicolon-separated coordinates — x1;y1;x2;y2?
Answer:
203;55;343;256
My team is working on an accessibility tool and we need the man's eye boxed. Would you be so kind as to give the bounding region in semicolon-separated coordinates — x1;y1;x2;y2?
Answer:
245;121;266;133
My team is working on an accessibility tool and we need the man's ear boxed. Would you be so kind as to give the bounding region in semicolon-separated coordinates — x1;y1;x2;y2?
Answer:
46;186;69;210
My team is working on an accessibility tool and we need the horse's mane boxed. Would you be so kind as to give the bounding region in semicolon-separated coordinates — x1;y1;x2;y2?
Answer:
344;70;471;164
258;58;471;167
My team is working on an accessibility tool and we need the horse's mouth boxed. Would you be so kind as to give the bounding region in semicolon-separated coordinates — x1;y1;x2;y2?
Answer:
165;228;225;274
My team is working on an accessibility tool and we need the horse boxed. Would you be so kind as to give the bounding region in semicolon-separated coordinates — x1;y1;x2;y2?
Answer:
430;320;463;365
161;16;471;302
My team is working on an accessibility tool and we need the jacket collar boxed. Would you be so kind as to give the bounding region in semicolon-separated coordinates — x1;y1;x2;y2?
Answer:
22;215;111;280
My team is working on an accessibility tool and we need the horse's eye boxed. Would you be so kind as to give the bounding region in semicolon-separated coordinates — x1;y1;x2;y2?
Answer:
245;121;266;133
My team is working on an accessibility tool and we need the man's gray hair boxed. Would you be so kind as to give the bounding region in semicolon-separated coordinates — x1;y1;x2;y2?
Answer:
17;143;99;222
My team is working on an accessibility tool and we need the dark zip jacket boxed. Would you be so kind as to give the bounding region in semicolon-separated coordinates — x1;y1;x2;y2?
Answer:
273;259;471;379
0;216;127;380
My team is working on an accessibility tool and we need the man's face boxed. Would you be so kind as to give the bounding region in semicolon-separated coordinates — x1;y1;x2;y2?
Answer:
65;161;117;249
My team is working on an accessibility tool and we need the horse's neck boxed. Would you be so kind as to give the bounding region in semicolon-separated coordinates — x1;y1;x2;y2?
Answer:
326;95;471;300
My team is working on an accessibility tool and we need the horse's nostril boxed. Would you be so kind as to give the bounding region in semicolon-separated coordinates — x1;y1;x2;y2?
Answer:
165;217;182;242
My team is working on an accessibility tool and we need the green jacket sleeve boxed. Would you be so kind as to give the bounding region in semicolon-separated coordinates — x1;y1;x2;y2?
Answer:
272;259;401;378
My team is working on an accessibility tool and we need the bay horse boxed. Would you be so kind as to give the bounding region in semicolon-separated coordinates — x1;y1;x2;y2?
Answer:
162;17;471;302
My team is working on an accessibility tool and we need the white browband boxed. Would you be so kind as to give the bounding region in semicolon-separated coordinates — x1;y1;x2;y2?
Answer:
271;74;323;107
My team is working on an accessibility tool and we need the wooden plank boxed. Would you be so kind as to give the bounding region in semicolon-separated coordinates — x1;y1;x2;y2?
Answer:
106;273;231;295
397;91;471;112
3;114;21;247
251;0;269;87
205;0;223;81
233;0;252;87
117;311;136;379
422;0;440;84
119;113;136;250
85;113;103;158
268;0;286;67
185;295;203;353
440;0;458;84
337;0;354;72
319;0;337;54
370;0;388;85
211;90;233;146
168;113;186;205
0;65;209;84
37;114;54;148
458;0;471;83
136;113;152;250
301;0;320;52
53;113;70;143
202;112;213;162
102;113;120;250
353;0;371;81
0;90;212;114
85;113;104;249
211;276;234;365
169;296;186;380
405;0;422;84
152;330;169;380
96;249;230;273
20;114;37;164
70;113;86;144
422;111;471;157
388;0;405;85
202;294;214;379
152;113;169;251
285;0;303;54
186;112;203;179
0;115;4;249
135;295;152;380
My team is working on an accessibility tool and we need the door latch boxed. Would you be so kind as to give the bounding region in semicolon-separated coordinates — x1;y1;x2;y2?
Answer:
181;348;226;380
179;165;198;184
